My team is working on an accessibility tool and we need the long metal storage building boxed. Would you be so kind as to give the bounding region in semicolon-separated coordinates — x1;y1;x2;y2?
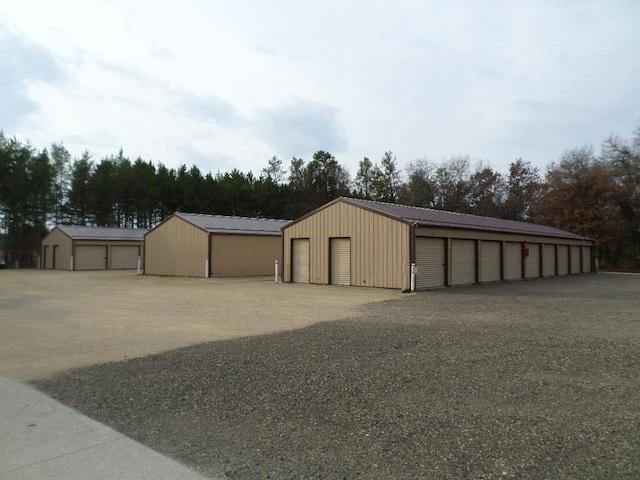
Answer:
144;212;290;277
41;226;147;271
282;197;594;291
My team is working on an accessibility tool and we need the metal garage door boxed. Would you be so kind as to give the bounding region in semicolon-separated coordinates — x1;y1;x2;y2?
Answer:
505;242;522;280
75;246;107;270
557;245;569;275
570;245;581;274
480;241;501;283
451;239;476;285
526;243;540;278
330;238;351;285
110;246;140;270
542;244;555;277
292;238;310;283
415;237;445;288
582;246;592;273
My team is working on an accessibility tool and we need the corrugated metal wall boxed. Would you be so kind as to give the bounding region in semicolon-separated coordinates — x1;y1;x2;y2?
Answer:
557;245;569;275
570;245;581;274
110;245;141;270
525;243;540;278
292;238;310;283
283;201;411;290
211;234;282;277
41;229;72;270
330;238;351;285
145;216;208;277
415;237;446;288
75;246;108;270
480;240;501;283
451;239;476;285
505;242;523;280
542;244;555;277
283;200;595;291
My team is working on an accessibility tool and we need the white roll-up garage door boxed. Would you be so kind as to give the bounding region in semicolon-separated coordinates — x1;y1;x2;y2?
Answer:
525;243;540;278
582;246;592;273
480;241;501;283
451;239;476;286
292;238;310;283
330;238;351;285
542;244;555;277
75;246;107;270
110;245;140;270
557;245;569;275
570;245;581;274
415;237;445;288
505;242;522;280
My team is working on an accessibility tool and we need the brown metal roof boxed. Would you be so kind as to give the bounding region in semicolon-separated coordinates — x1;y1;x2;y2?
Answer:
341;198;589;240
55;225;148;241
176;213;290;236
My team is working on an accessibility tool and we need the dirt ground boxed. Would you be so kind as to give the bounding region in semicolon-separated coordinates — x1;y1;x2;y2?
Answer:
2;271;640;478
0;270;398;381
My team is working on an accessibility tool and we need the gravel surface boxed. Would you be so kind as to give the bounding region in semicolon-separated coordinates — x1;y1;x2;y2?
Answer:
30;274;640;479
0;270;396;381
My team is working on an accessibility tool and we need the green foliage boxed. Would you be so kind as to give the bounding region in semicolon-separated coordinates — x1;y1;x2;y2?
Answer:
2;127;640;270
371;151;401;203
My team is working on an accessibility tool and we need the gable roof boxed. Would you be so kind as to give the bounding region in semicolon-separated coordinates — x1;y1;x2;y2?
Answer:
175;212;290;236
55;225;148;241
290;197;589;241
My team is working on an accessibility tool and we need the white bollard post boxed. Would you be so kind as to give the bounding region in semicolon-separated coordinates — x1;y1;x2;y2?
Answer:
275;260;279;283
70;256;74;271
205;259;210;278
137;256;142;275
410;262;417;291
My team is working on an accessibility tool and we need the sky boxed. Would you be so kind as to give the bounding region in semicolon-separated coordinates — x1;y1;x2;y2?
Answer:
2;0;639;179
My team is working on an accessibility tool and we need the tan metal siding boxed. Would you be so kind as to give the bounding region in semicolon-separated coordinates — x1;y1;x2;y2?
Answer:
570;245;581;274
75;246;108;270
41;228;73;270
505;242;522;280
330;238;351;285
292;238;310;283
525;243;540;278
582;246;592;273
480;240;501;283
109;245;140;270
283;201;410;290
415;226;593;246
542;244;555;277
211;234;282;277
557;245;569;275
451;239;476;285
415;237;446;288
144;215;209;277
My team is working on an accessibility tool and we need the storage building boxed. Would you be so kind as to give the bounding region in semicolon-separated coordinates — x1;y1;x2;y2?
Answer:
144;212;290;277
282;197;594;291
41;226;147;271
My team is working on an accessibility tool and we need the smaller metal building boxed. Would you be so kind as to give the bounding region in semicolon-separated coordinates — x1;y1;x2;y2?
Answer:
144;212;290;278
282;197;595;291
41;226;147;271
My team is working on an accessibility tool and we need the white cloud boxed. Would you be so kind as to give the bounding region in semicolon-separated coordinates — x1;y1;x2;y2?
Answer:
1;0;639;177
255;97;348;160
0;28;65;131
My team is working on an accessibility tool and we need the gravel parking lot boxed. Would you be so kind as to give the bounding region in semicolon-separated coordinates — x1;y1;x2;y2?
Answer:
2;271;640;478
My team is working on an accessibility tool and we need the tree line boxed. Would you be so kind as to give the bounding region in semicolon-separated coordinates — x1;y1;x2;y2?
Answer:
1;128;639;270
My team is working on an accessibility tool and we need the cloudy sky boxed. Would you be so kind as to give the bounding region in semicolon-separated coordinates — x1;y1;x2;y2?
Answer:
2;1;639;178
